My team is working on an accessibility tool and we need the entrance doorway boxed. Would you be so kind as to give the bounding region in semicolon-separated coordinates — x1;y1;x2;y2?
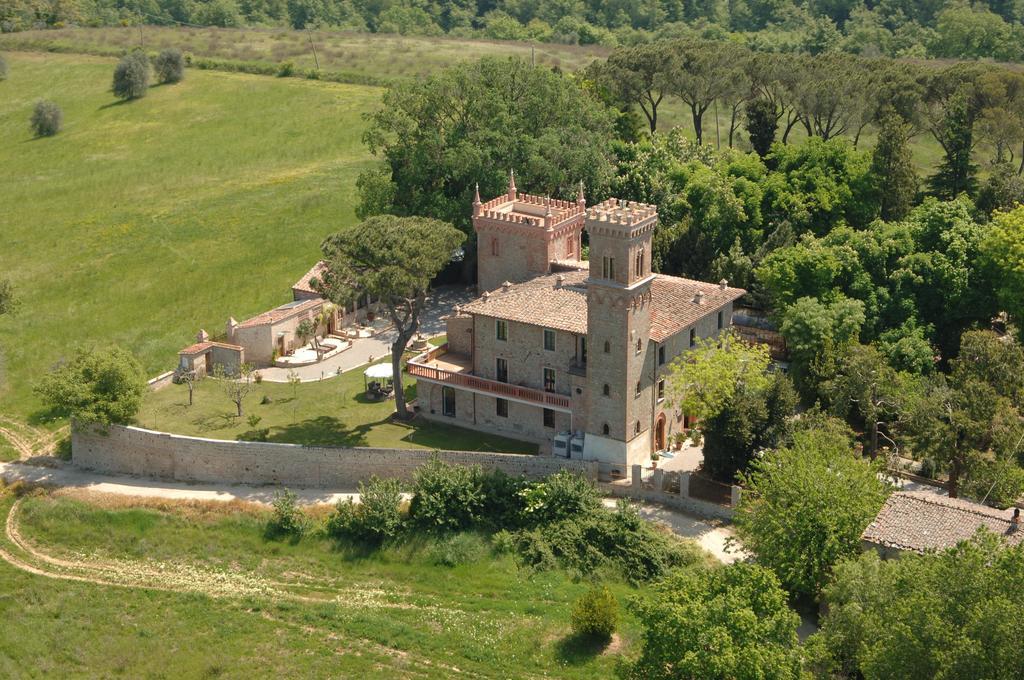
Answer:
654;414;666;451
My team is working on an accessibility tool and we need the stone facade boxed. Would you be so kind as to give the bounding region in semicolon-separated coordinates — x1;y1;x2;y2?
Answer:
410;177;747;471
72;424;598;488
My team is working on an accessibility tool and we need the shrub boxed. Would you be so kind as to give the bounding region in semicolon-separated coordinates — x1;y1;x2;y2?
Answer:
112;50;150;100
153;48;185;84
479;469;531;529
267;488;305;537
491;529;517;554
34;346;145;425
277;61;295;77
427;532;486;567
408;456;483;531
30;100;62;137
0;53;7;80
521;470;600;525
570;585;618;640
326;476;403;544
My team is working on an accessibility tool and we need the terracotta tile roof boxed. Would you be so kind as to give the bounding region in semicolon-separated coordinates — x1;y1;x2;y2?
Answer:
178;341;243;355
649;275;746;342
236;298;322;329
459;267;745;342
862;491;1023;553
461;270;589;334
292;261;327;296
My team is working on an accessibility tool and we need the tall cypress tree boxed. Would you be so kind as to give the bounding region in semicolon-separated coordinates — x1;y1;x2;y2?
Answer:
871;111;918;221
745;97;778;158
928;93;978;199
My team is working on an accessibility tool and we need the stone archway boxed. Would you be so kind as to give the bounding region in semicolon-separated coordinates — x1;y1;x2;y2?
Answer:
654;413;666;452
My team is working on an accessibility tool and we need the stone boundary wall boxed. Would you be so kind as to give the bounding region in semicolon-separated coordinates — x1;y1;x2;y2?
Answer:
72;424;598;489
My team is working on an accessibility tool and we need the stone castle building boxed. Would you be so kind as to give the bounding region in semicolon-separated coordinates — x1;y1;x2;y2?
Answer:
409;173;744;473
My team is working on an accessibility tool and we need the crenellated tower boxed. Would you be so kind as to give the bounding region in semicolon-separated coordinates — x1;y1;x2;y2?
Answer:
473;171;586;293
582;198;659;466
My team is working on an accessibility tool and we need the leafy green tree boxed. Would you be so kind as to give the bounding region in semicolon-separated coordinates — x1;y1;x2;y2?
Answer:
153;48;185;84
977;162;1024;215
408;455;484;531
666;330;772;423
667;39;745;146
357;57;616;235
34;346;146;426
927;91;978;199
779;295;865;401
701;373;797;482
315;216;464;418
744;97;777;158
325;476;404;544
734;428;891;598
981;206;1024;340
112;50;150;100
569;585;618;641
870;110;918;220
952;329;1024;407
29;100;62;137
622;562;803;680
592;42;676;134
809;532;1024;679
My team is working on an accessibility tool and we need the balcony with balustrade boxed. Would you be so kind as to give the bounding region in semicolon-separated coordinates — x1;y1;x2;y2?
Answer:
407;343;573;412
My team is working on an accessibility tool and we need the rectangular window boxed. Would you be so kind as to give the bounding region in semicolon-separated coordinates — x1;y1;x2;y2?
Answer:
635;381;642;398
543;408;555;428
689;328;696;348
491;237;499;257
496;319;507;341
543;328;556;351
442;387;456;417
579;337;587;364
496;398;508;418
658;345;666;366
717;310;724;330
543;368;556;393
496;358;508;383
657;379;665;401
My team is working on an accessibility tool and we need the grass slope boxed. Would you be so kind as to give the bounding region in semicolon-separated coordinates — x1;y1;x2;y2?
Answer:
1;492;642;677
138;367;538;453
0;52;377;418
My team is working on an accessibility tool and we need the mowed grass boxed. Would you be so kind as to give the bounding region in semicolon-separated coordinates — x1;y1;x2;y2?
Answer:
137;366;538;453
0;52;379;419
1;492;643;677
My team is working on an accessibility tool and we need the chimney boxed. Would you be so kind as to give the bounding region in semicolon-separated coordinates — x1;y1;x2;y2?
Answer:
197;329;210;342
508;169;517;201
719;279;728;290
482;291;491;303
501;281;512;292
555;275;565;288
693;291;705;305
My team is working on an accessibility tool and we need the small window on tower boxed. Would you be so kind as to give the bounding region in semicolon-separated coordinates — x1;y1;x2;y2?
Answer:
635;421;641;435
496;319;508;341
491;238;499;256
604;340;611;354
635;381;642;398
543;329;555;351
603;384;610;397
658;346;666;365
657;379;665;401
602;423;610;436
635;338;642;354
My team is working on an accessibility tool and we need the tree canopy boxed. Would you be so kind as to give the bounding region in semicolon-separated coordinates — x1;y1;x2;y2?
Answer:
315;215;465;417
734;427;891;598
34;346;146;426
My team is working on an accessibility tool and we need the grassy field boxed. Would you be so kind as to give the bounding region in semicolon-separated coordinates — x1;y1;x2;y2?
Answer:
0;490;655;677
0;51;378;419
137;364;538;452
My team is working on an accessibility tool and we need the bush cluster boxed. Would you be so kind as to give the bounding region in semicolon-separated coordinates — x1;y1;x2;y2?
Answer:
112;50;150;100
325;476;403;544
570;585;619;640
30;100;62;137
154;48;185;84
0;53;7;81
267;488;306;537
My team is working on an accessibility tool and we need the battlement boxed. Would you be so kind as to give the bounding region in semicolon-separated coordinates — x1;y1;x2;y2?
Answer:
585;198;658;234
475;192;585;231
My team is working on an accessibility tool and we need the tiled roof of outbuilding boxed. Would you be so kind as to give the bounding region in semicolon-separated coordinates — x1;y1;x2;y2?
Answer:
236;298;322;329
292;261;327;296
862;491;1023;553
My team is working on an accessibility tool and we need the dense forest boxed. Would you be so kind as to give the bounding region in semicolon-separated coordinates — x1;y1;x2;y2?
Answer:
9;0;1024;63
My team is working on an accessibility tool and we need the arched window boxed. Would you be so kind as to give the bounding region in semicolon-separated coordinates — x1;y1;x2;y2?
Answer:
602;423;610;436
635;420;641;435
603;384;610;396
604;340;611;353
491;237;499;257
635;381;641;397
635;338;642;353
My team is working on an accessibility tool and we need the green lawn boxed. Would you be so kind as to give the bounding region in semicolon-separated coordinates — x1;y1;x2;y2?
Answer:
0;51;379;419
137;365;538;453
0;491;642;677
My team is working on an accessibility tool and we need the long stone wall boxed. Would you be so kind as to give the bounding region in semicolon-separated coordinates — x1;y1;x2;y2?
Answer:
71;424;598;489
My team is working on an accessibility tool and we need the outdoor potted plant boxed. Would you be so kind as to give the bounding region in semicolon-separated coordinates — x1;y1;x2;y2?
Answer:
651;451;660;469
